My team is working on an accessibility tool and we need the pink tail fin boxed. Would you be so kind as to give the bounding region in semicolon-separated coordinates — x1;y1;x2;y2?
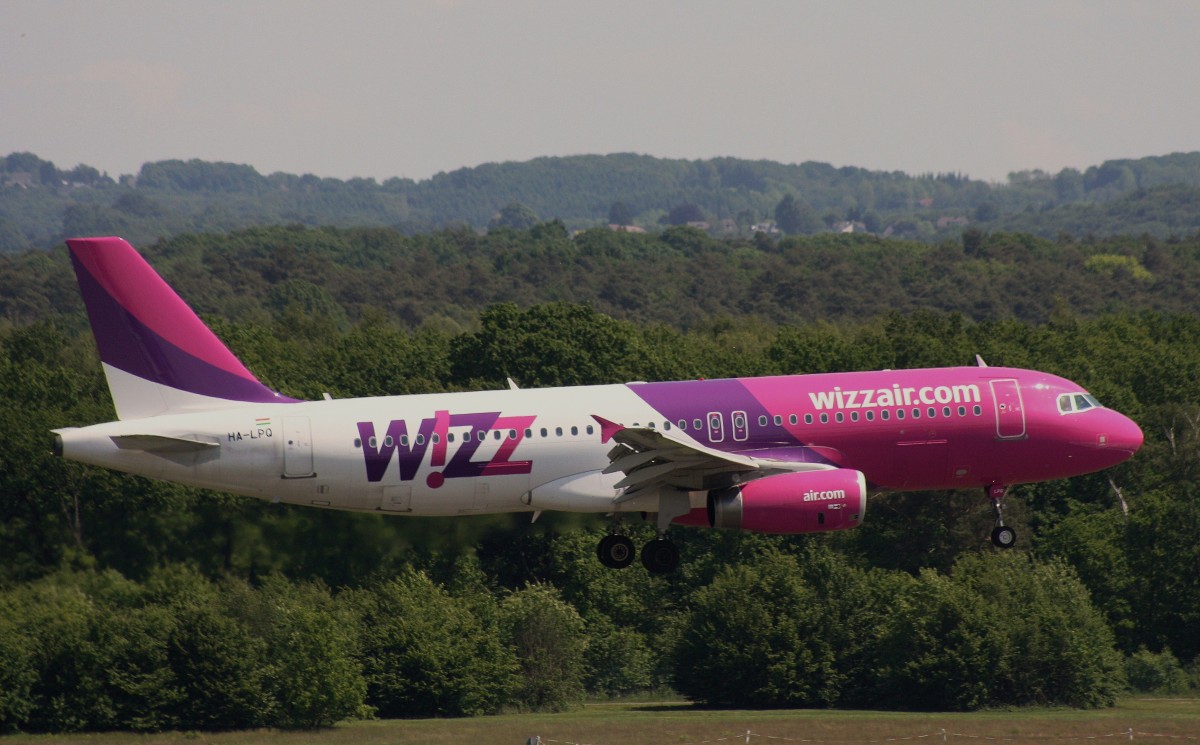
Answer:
66;236;297;419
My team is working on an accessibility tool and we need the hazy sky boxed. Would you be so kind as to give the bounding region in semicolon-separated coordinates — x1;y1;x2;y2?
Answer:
3;1;1197;183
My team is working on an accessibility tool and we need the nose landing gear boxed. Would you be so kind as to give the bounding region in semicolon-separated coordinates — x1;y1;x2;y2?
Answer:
988;484;1017;548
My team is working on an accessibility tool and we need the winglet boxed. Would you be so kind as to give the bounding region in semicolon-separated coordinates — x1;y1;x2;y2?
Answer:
65;236;299;419
591;415;624;444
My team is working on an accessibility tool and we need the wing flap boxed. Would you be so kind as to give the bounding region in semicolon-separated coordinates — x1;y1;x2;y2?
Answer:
592;414;840;506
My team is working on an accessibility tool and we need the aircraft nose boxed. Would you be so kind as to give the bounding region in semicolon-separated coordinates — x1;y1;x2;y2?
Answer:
1102;412;1144;455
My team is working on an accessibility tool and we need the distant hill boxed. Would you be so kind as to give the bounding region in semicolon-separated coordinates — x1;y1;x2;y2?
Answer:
3;150;1200;253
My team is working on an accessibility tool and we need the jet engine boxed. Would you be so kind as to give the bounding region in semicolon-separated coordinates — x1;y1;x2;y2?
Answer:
701;469;867;534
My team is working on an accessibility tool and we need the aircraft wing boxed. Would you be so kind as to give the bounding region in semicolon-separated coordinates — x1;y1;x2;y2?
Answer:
592;415;830;504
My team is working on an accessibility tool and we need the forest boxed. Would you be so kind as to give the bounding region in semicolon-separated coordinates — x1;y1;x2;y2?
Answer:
1;224;1199;732
4;150;1200;254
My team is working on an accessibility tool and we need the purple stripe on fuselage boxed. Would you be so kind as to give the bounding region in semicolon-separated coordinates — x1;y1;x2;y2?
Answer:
626;378;803;449
74;261;293;404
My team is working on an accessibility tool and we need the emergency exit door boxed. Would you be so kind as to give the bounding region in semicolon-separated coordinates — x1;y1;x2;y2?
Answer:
282;416;315;478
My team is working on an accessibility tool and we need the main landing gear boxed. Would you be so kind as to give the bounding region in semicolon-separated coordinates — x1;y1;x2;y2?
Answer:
597;532;680;573
597;534;636;568
988;484;1017;548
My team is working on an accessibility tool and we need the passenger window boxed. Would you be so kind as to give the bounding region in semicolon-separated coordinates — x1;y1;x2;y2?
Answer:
819;413;829;424
431;434;440;444
866;411;875;422
416;434;426;445
836;412;844;423
928;407;937;418
571;426;579;436
881;410;890;421
943;407;952;417
524;428;532;438
384;436;394;447
896;409;905;420
555;427;563;436
678;420;687;430
493;431;501;441
587;425;594;435
368;437;377;448
354;438;362;448
540;428;548;437
774;415;782;426
912;408;920;419
851;412;859;422
804;414;814;424
789;414;798;425
758;415;768;427
693;419;703;430
448;433;456;443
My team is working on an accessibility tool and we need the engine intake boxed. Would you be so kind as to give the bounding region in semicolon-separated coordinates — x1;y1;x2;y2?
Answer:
705;469;867;534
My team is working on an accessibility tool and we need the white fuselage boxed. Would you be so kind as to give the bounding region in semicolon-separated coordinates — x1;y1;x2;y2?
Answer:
56;384;677;517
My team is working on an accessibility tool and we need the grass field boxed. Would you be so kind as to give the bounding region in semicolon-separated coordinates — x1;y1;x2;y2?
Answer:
6;698;1198;745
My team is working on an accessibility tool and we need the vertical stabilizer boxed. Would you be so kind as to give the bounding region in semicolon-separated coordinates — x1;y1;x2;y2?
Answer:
66;236;297;419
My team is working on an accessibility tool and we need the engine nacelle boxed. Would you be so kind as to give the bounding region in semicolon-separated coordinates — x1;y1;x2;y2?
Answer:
699;469;867;534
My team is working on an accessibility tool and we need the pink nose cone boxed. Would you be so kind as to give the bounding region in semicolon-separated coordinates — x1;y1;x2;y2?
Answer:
1108;412;1144;455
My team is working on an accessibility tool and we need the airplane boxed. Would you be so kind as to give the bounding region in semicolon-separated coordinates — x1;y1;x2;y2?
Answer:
52;236;1144;573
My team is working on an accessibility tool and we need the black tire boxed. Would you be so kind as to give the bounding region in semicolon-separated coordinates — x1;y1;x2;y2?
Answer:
597;534;636;569
991;525;1017;548
640;538;680;574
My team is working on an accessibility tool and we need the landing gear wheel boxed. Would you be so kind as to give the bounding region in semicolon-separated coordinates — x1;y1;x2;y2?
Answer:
597;534;636;569
986;484;1016;549
991;525;1017;548
640;538;680;574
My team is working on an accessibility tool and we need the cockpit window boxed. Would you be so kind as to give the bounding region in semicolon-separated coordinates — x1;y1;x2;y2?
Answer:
1058;392;1103;414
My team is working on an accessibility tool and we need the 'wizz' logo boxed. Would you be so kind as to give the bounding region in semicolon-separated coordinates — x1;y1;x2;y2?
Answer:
357;410;535;488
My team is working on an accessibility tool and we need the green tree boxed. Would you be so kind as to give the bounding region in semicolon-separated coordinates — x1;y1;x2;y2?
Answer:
666;203;706;225
449;303;652;388
500;584;587;712
345;570;517;717
1125;488;1200;659
489;202;539;230
607;201;632;226
672;552;839;707
234;577;365;729
774;194;818;234
0;612;35;732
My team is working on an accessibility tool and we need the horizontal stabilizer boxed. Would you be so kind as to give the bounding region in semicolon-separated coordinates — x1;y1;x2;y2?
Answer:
111;434;220;453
